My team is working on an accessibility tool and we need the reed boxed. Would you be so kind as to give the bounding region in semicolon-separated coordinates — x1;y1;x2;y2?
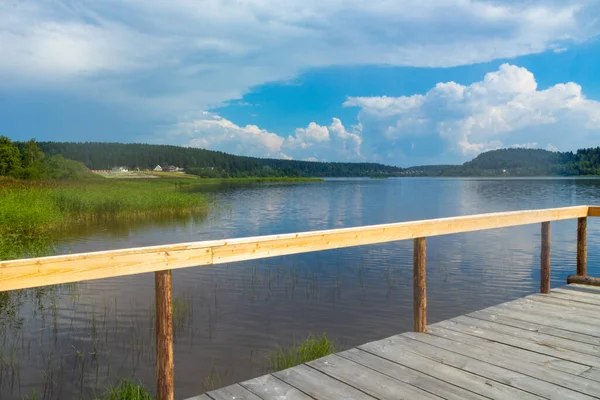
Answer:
97;379;153;400
268;333;338;372
0;179;208;260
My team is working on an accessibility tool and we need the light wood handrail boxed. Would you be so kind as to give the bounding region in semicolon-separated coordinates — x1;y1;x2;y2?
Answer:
0;205;590;292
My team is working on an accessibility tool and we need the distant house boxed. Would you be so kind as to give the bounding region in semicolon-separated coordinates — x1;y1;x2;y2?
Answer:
163;165;180;173
112;166;129;173
153;165;162;172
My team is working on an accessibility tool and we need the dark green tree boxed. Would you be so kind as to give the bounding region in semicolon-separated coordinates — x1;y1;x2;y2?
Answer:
0;136;23;176
22;138;44;168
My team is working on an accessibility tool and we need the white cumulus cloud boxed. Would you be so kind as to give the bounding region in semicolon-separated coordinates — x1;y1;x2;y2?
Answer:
344;64;600;164
173;113;362;161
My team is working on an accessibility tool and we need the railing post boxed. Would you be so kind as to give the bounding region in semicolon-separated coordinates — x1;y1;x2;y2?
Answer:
413;237;427;332
156;270;174;400
541;222;551;294
577;217;587;277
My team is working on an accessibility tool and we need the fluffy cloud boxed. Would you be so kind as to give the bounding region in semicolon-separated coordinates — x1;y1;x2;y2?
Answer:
1;0;598;115
174;114;362;161
344;64;600;164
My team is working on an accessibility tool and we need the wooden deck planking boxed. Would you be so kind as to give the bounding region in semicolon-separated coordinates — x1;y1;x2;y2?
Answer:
191;285;600;400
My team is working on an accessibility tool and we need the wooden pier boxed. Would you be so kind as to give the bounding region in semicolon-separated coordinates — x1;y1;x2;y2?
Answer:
191;283;600;400
2;205;600;399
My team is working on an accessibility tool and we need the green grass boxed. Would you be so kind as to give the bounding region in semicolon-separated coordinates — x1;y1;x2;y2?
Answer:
268;333;338;372
0;178;208;260
97;379;153;400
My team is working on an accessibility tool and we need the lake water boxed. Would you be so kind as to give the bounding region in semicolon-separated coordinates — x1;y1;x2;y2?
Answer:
4;177;600;399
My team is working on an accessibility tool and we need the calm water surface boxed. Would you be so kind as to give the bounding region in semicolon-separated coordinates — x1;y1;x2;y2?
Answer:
4;177;600;399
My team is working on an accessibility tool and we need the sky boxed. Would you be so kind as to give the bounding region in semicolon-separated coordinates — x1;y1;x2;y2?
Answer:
1;0;600;166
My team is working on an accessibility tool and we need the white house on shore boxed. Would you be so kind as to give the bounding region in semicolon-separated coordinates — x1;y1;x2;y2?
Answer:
111;166;129;173
153;165;162;172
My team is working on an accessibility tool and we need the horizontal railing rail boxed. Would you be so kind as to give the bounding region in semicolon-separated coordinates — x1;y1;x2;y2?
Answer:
1;204;599;400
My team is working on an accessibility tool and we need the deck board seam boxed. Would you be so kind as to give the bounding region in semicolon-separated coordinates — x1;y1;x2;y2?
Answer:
436;318;599;368
337;348;495;400
403;331;600;398
357;340;541;399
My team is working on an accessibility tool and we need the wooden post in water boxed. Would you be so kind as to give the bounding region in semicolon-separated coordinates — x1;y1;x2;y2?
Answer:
541;222;551;294
577;217;587;277
413;237;427;332
155;270;174;400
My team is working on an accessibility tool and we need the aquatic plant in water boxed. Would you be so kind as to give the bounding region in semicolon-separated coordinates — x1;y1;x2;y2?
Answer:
268;332;338;371
97;379;153;400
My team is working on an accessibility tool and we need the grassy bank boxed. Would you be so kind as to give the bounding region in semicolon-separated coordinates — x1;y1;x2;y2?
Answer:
0;178;208;260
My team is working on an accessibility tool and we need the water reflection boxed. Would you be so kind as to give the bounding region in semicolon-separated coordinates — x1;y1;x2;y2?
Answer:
4;178;600;399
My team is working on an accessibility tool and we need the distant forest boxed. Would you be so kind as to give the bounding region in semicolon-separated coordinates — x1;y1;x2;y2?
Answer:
16;142;600;178
431;148;600;177
32;142;403;178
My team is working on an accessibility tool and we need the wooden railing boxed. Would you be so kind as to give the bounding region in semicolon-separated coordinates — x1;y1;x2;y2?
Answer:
1;205;599;400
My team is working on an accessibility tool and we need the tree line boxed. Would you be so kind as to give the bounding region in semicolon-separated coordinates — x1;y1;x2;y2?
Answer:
421;148;600;177
33;141;404;178
0;137;90;180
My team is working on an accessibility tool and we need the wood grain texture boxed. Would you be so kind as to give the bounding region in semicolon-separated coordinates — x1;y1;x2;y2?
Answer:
187;284;600;400
577;217;587;276
0;205;591;292
338;348;486;400
240;374;312;400
413;237;427;332
541;222;551;294
207;384;263;400
308;354;441;399
156;270;174;400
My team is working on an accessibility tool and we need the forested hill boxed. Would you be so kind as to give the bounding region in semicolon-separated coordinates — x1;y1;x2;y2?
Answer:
435;147;600;177
33;142;404;177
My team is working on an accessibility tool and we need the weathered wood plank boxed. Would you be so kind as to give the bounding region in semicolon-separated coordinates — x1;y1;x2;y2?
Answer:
0;205;590;291
185;395;212;400
497;298;600;329
554;286;600;297
548;291;600;307
449;314;600;361
207;384;264;400
567;284;600;292
552;284;600;302
309;354;441;399
338;348;487;400
581;368;600;382
469;308;600;346
240;374;313;400
428;323;593;376
360;335;543;399
523;294;600;313
478;302;600;337
274;364;375;400
403;331;600;398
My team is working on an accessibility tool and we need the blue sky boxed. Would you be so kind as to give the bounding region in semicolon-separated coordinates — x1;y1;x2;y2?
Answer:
1;0;600;166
